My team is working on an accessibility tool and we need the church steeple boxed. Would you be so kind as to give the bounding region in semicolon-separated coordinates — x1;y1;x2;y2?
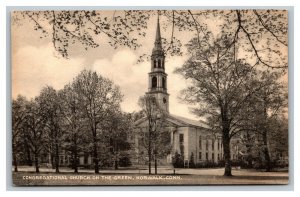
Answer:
153;16;163;54
147;15;169;113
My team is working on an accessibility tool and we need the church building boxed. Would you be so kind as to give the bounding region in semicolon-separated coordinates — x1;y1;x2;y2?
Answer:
133;18;228;167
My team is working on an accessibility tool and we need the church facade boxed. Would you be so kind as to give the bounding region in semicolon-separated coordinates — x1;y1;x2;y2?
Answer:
133;18;233;167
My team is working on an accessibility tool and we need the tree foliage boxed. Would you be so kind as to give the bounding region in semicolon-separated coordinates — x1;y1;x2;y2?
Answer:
72;69;123;173
13;9;287;69
175;31;287;175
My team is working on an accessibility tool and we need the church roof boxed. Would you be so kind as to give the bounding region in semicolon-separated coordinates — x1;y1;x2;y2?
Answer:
134;113;210;129
168;114;210;129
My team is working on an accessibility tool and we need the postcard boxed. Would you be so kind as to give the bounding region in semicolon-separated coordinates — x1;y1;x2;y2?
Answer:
11;9;288;186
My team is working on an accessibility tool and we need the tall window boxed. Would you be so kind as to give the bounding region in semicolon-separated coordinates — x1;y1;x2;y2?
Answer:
199;136;202;150
162;77;166;89
199;152;202;160
152;76;157;88
179;134;184;156
206;152;208;160
212;140;214;151
179;134;184;144
158;59;161;68
206;140;209;151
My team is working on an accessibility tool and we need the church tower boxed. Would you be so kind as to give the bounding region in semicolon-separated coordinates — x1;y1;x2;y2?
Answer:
146;16;169;113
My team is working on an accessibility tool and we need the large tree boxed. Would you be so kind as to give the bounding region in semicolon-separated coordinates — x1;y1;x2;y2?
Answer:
138;95;170;174
72;69;123;173
23;99;47;173
103;111;132;170
12;95;28;172
175;35;277;176
249;71;287;171
59;84;87;173
37;86;64;173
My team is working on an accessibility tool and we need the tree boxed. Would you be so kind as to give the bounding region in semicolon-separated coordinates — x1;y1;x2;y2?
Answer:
37;86;64;173
12;95;28;172
13;10;287;69
23;99;47;173
59;84;87;173
138;95;170;174
268;116;288;167
72;69;123;173
249;71;287;171
175;35;274;176
172;151;184;168
13;10;151;58
104;111;132;170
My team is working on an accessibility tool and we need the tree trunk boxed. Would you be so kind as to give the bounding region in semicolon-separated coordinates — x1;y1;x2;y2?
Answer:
154;155;157;175
262;99;271;172
50;146;55;169
73;152;78;173
13;150;18;172
93;130;99;173
222;128;232;176
35;152;39;173
246;146;253;168
148;141;152;175
25;140;32;166
262;130;271;172
55;142;60;173
114;160;118;170
73;138;78;173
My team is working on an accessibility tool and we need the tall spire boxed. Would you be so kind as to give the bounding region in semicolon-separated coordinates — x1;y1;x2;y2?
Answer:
155;15;161;44
152;14;163;54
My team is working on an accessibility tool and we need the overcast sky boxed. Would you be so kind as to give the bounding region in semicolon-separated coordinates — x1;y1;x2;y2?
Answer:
12;11;202;120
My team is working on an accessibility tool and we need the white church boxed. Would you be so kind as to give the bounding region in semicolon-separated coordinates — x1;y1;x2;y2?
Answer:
133;18;234;167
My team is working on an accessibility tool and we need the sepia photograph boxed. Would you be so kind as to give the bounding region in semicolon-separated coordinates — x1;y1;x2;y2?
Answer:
11;9;288;186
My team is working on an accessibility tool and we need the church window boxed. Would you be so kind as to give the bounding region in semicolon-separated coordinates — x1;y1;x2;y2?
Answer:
152;76;157;88
154;59;157;68
179;134;184;144
199;136;202;150
163;97;167;103
158;59;161;68
162;60;165;69
212;140;215;151
199;152;202;160
162;77;166;89
206;140;209;151
206;152;208;160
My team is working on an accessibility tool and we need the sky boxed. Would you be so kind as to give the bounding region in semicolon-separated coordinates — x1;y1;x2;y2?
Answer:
11;10;288;121
11;11;200;120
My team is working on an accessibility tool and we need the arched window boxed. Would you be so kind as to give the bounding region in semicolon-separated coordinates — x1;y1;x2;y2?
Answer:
152;76;157;88
158;59;161;68
162;77;166;89
153;59;157;68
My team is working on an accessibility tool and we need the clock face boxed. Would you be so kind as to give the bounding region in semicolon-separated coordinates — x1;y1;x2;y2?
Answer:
163;97;167;103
